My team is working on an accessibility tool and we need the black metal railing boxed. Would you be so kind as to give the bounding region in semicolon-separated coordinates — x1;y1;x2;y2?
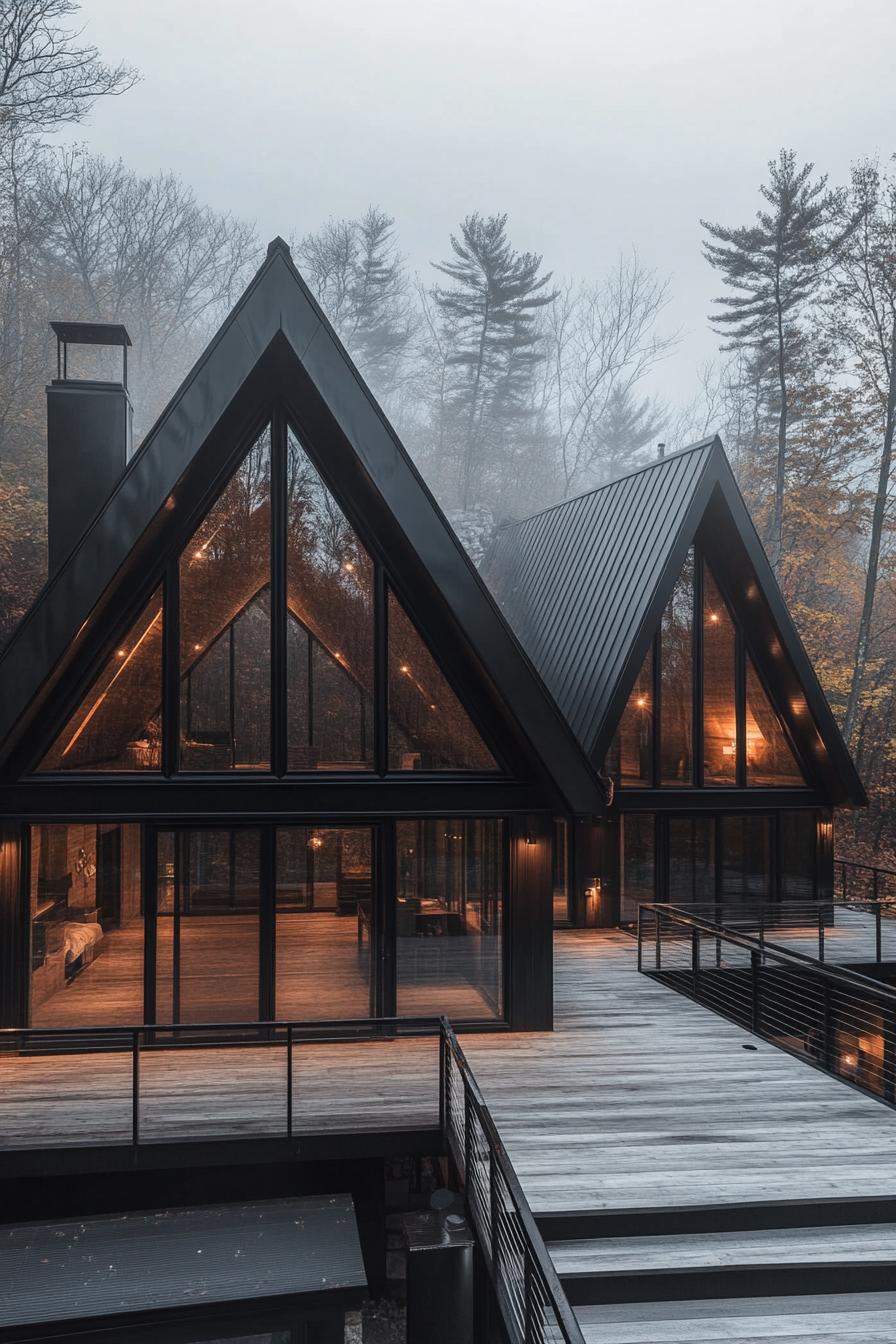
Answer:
836;858;896;906
441;1019;585;1344
0;1016;442;1148
636;898;891;966
638;904;896;1108
0;1014;584;1344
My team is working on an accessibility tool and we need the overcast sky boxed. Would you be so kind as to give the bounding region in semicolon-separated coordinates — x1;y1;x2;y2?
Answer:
71;0;895;414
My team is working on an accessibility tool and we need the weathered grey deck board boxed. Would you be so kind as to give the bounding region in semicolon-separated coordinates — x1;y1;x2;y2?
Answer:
576;1291;896;1342
465;931;896;1214
549;1224;896;1273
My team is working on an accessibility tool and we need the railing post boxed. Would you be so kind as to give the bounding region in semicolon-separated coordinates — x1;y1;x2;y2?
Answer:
759;912;765;965
877;904;883;966
132;1030;140;1148
439;1027;446;1138
489;1149;500;1275
691;926;701;995
884;1009;896;1105
750;950;761;1034
637;906;643;972
818;908;825;963
821;981;833;1072
843;864;848;902
655;911;662;970
286;1023;293;1140
464;1088;473;1188
524;1244;535;1344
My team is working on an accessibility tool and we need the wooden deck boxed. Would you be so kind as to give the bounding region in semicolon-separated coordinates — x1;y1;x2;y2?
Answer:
6;929;896;1338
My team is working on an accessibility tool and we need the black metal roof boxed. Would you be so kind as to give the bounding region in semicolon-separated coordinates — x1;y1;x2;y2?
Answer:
0;1195;366;1331
483;438;866;807
50;320;131;347
0;239;601;811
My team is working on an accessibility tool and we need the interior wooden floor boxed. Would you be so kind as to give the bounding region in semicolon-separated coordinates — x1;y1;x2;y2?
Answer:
31;911;501;1027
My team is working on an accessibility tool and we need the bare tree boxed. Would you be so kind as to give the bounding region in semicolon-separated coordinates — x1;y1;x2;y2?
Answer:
0;0;137;132
37;147;258;433
540;254;676;496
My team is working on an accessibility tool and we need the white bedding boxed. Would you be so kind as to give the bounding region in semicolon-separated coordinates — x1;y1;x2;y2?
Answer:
63;921;103;963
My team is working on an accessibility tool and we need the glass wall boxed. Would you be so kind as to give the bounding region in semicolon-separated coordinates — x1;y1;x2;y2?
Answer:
29;822;143;1026
660;550;694;784
606;647;653;786
721;814;773;907
388;591;498;771
780;811;817;899
275;826;372;1019
180;428;272;770
620;813;655;923
396;819;504;1019
703;566;738;784
156;828;260;1023
286;426;374;770
39;589;163;772
667;816;716;904
746;656;804;786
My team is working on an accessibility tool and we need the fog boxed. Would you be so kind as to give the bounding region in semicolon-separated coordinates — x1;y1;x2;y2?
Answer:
71;0;895;404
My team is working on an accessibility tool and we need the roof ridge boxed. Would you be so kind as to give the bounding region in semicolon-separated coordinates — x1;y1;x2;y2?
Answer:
495;436;720;534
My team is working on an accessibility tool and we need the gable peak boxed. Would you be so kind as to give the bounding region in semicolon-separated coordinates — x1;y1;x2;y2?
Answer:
266;235;293;261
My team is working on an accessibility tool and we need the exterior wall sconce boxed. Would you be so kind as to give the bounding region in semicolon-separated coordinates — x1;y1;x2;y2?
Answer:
584;878;602;928
525;830;537;845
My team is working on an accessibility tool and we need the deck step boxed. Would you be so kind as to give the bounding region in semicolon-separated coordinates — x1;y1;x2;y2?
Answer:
575;1290;896;1343
536;1195;896;1242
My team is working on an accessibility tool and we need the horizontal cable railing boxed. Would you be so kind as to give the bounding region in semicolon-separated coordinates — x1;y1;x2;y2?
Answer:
0;1014;585;1344
0;1016;442;1148
836;858;896;906
636;898;892;967
638;904;896;1108
441;1019;585;1344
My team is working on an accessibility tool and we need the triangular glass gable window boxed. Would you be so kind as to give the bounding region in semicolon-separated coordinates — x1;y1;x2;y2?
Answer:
746;654;805;786
387;588;498;771
39;587;163;771
180;426;272;771
286;425;374;771
605;644;653;786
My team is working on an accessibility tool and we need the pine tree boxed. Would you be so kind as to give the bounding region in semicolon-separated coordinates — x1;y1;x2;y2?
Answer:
431;213;556;510
701;150;851;571
294;207;414;407
593;384;665;482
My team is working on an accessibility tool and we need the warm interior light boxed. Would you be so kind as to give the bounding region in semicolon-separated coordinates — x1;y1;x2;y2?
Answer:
708;611;720;624
193;643;202;652
635;695;648;709
400;663;411;674
343;561;355;573
116;649;127;659
193;549;204;561
841;1052;858;1069
308;834;323;850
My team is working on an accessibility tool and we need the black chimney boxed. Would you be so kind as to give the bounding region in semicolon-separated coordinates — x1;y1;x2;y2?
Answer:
46;321;133;576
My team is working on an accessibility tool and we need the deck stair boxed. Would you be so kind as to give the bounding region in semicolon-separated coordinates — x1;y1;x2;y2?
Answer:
464;930;896;1344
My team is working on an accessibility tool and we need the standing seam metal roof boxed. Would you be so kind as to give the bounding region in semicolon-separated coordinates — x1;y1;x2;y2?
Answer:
483;440;717;756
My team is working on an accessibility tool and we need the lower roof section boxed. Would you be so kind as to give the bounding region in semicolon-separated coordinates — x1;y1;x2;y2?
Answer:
0;1195;366;1333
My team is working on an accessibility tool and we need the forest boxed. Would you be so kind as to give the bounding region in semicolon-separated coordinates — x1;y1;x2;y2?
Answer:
1;2;894;864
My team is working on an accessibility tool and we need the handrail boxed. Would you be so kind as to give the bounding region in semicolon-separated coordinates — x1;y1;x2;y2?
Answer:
0;1012;585;1342
440;1018;585;1344
638;902;896;1108
640;903;896;1002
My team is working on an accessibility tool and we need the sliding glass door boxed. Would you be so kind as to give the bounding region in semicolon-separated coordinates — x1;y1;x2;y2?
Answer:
275;826;373;1020
156;827;261;1024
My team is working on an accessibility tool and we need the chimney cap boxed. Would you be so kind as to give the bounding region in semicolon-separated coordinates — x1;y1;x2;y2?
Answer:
50;321;131;348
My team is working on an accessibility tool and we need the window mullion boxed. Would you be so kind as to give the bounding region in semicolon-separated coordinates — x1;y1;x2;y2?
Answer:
374;565;388;776
271;407;287;777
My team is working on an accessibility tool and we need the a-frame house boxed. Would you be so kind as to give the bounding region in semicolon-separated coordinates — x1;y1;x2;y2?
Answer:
0;239;602;1035
483;437;866;926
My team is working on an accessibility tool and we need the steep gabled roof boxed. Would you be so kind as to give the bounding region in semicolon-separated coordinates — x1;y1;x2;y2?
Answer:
0;239;601;811
483;438;866;806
